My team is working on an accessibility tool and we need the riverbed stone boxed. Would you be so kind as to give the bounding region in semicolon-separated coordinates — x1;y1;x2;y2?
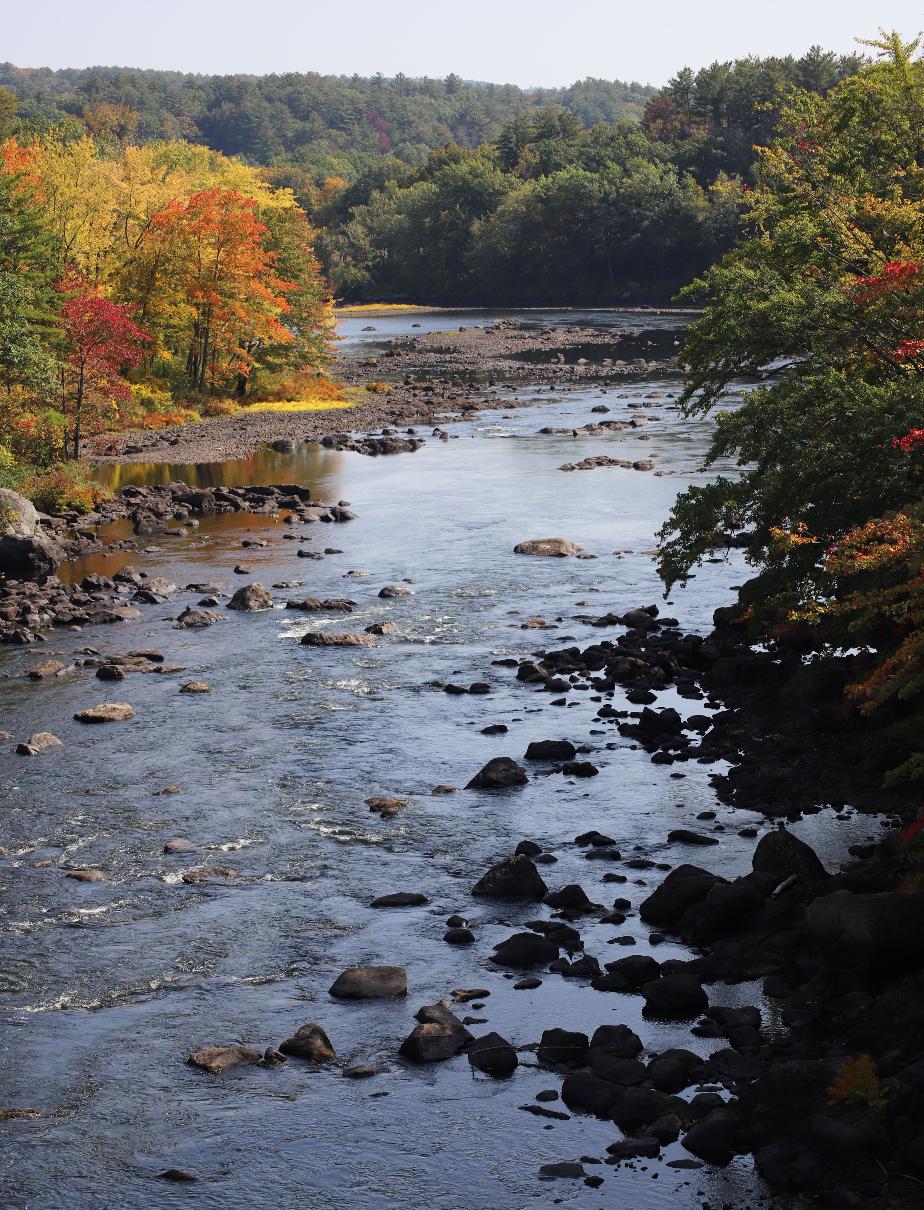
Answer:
642;974;709;1019
371;891;429;908
329;966;407;999
513;538;583;557
179;681;211;694
227;582;273;611
492;932;559;969
472;854;547;900
467;1032;518;1077
279;1024;336;1062
466;757;528;789
525;739;577;761
301;631;374;647
16;732;63;756
187;1045;262;1074
73;702;135;723
0;489;63;579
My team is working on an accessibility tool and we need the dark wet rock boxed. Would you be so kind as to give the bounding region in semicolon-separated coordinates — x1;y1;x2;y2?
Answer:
181;867;238;884
467;1032;518;1077
513;977;542;990
611;1086;681;1132
431;783;457;794
444;927;475;945
551;954;602;979
639;865;727;928
525;739;576;761
684;877;765;945
805;889;924;973
539;1161;585;1179
514;839;542;856
73;702;135;723
378;584;413;598
342;1065;384;1079
752;828;828;886
647;1049;705;1093
226;582;273;611
642;974;708;1019
575;830;616;847
538;1028;589;1070
606;1136;661;1161
668;829;720;846
604;955;661;987
16;731;63;756
587;1052;648;1085
329;966;407;999
544;883;595;912
589;1024;643;1058
650;1113;683;1144
187;1045;261;1074
561;1073;622;1117
466;756;528;789
301;631;374;648
279;1024;336;1062
158;1169;198;1182
682;1108;742;1166
371;892;429;908
175;607;224;629
365;621;397;635
472;854;547;900
562;761;599;777
400;1002;471;1063
492;932;559;969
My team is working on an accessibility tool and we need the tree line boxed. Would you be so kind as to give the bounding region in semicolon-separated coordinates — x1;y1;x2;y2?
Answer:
0;133;331;508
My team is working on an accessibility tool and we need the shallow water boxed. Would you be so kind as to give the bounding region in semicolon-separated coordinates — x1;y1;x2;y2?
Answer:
0;314;882;1209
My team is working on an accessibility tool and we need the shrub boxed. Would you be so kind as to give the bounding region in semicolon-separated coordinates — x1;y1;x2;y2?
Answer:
200;397;241;418
26;464;110;514
365;381;391;393
827;1056;887;1112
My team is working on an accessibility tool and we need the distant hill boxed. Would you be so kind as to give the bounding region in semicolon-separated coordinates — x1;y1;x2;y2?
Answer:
0;63;655;177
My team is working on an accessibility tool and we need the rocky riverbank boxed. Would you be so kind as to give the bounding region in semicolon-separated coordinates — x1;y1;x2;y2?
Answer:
85;319;679;465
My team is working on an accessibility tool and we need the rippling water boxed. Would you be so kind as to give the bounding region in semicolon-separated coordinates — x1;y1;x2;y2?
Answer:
0;313;882;1208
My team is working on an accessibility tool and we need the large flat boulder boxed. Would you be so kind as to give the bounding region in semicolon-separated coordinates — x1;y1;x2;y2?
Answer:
329;965;407;999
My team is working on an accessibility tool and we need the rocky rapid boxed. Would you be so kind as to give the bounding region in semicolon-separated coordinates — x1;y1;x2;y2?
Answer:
0;313;913;1210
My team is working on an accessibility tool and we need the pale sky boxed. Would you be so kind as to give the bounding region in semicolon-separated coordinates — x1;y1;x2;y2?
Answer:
5;0;922;87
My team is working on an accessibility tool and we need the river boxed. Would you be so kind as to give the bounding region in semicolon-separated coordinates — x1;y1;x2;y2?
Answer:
0;312;882;1209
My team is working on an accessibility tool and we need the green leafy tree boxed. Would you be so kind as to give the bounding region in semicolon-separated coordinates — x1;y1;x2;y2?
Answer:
658;32;924;617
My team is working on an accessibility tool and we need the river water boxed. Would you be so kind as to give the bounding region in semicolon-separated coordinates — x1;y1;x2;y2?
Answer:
0;312;881;1209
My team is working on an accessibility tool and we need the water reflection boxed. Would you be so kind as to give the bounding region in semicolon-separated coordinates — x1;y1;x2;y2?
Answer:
92;442;346;496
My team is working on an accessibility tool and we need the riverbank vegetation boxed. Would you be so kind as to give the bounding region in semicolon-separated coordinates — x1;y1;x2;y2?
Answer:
658;32;924;782
0;131;332;508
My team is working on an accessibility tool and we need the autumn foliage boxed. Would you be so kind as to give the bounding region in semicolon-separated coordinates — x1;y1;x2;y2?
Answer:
0;132;332;481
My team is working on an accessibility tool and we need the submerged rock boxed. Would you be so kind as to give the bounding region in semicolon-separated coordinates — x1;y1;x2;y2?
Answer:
513;538;583;557
300;631;374;648
73;702;135;723
329;966;407;999
187;1045;261;1074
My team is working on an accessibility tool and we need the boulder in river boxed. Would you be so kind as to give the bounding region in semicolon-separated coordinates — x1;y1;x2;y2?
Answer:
642;974;709;1019
179;681;211;694
73;703;135;724
491;931;559;969
467;1032;518;1077
524;739;576;762
805;889;924;974
0;489;63;579
329;966;407;999
300;632;374;648
279;1024;336;1062
513;538;583;557
466;757;528;789
16;732;63;756
226;582;273;611
378;584;413;598
371;892;429;908
187;1045;262;1074
639;864;727;928
752;828;828;887
471;854;547;900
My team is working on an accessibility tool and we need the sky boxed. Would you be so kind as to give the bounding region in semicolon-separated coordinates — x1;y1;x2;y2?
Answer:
4;0;922;87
